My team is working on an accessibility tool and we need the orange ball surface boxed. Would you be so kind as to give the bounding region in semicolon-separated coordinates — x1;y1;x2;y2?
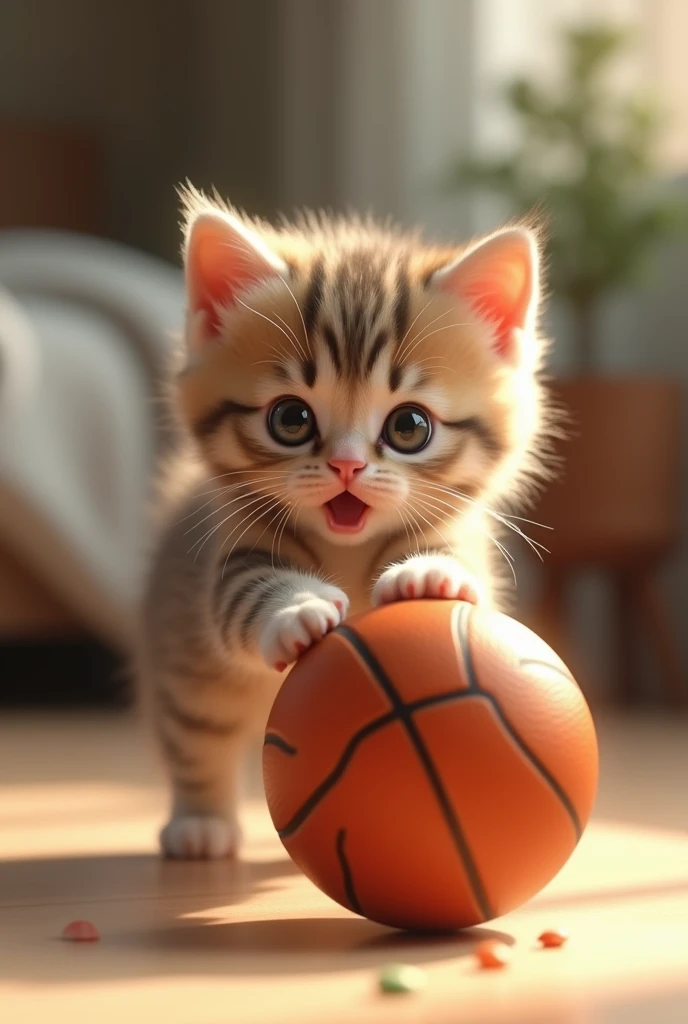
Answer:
263;600;598;932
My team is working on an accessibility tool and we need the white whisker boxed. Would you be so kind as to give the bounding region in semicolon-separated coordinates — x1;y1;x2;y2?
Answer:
252;358;285;370
274;501;295;567
405;503;431;557
243;498;290;565
192;472;287;501
412;491;518;586
395;499;421;553
399;321;474;366
235;296;307;361
417;481;550;561
404;497;454;552
424;483;551;530
216;238;309;356
275;273;312;359
397;306;451;363
412;486;464;521
220;492;290;576
411;356;457;378
289;502;302;546
273;310;303;352
202;468;289;486
396;298;435;360
269;502;289;568
490;534;518;583
184;482;282;536
190;489;287;560
177;478;281;523
395;506;416;555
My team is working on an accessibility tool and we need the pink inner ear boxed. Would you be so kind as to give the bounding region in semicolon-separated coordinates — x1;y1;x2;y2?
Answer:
435;231;536;360
462;263;529;357
186;214;281;335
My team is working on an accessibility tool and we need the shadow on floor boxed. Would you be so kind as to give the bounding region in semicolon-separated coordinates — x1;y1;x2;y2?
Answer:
0;850;512;982
110;916;513;976
0;851;297;912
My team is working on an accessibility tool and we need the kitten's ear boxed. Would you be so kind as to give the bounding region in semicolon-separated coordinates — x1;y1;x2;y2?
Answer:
184;208;288;338
429;228;539;364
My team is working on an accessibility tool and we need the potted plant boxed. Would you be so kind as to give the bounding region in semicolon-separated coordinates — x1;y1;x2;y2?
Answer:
447;24;687;703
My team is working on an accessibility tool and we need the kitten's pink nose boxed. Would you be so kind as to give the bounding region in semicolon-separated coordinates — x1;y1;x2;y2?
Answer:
328;457;367;486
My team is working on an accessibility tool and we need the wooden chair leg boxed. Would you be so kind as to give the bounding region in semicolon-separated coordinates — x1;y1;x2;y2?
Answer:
635;569;687;708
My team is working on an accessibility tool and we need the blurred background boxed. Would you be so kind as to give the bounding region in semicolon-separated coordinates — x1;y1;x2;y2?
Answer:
1;0;687;712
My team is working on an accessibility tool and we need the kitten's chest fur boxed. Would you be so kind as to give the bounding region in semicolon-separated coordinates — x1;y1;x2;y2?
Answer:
306;540;385;616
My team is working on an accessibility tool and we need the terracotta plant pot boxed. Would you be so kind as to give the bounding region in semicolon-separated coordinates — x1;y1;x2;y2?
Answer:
535;376;682;567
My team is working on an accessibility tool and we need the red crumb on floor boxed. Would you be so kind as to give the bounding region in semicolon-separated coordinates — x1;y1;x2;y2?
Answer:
538;928;569;948
61;920;100;942
475;940;512;969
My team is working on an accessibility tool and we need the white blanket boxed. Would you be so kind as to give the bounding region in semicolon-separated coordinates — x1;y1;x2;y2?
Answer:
0;230;184;651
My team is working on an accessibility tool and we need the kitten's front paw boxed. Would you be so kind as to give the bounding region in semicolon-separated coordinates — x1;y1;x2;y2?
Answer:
160;815;241;860
372;555;483;607
259;584;349;671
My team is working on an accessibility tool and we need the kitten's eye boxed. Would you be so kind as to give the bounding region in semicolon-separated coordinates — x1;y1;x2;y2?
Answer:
268;398;317;446
384;405;432;453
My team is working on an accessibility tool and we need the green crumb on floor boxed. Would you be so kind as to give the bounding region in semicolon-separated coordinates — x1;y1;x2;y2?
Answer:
378;963;428;994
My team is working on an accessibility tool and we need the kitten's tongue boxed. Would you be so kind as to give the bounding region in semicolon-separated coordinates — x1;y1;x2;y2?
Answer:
326;491;368;527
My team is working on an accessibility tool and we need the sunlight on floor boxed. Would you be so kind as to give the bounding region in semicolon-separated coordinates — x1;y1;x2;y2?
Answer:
0;711;686;1023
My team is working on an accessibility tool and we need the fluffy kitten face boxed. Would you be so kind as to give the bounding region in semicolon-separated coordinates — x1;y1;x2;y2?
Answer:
176;188;547;548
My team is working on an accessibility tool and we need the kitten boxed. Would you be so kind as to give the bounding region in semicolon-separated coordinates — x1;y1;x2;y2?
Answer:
139;186;550;859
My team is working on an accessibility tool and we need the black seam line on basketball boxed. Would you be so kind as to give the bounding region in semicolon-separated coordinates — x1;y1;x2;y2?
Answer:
277;709;396;838
519;658;574;684
276;689;479;840
264;733;298;755
476;692;583;840
458;611;583;841
336;828;363;916
335;624;493;923
193;400;260;438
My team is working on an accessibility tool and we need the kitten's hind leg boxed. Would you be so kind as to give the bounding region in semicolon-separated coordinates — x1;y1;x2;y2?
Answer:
153;675;248;859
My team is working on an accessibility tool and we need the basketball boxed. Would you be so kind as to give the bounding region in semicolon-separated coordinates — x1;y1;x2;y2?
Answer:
262;600;598;932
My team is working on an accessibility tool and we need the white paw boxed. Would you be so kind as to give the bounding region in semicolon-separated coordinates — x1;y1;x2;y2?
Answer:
160;815;241;860
259;583;349;671
372;555;483;607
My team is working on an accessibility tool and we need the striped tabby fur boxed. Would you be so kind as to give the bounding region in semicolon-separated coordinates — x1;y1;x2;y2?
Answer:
139;185;553;859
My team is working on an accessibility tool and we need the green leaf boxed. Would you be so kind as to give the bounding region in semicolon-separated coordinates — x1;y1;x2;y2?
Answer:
442;19;688;371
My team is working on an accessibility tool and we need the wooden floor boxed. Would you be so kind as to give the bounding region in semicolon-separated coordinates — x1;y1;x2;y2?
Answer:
1;710;687;1023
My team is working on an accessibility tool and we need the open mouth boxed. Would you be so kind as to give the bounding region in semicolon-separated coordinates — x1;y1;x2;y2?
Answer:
324;492;370;533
